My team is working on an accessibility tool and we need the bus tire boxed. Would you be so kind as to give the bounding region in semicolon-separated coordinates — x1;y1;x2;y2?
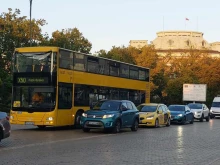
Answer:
37;125;46;129
74;110;83;128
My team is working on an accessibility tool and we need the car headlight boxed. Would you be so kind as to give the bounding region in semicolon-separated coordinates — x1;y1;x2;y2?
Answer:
82;113;87;117
178;114;183;117
103;114;114;119
46;117;53;121
146;115;154;119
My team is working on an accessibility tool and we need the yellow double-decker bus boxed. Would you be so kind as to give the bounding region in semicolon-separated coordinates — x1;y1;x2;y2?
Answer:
10;46;150;128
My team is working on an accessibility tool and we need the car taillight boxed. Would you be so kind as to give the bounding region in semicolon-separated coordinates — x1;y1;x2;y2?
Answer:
6;116;9;120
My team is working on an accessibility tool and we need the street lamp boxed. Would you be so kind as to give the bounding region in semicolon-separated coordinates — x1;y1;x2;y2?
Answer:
29;0;33;46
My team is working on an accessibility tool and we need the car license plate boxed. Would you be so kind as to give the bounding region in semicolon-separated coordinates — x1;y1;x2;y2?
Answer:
88;121;99;125
25;121;34;125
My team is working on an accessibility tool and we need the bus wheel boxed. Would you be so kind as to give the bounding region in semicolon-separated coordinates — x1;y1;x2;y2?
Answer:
74;111;83;128
37;125;46;129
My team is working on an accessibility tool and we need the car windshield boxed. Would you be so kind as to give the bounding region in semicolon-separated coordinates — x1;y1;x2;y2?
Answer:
168;105;185;111
0;112;7;119
93;100;121;111
137;105;157;112
212;102;220;107
188;103;202;109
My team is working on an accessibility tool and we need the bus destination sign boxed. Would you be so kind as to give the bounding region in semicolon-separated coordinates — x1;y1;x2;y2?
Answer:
16;77;49;84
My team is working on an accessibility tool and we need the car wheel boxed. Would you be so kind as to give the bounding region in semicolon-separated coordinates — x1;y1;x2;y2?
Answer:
200;114;204;122
190;117;194;124
82;128;90;132
181;117;186;125
0;128;3;142
37;125;46;129
155;119;159;128
131;119;139;131
166;118;171;127
74;111;83;128
206;115;210;122
113;120;121;133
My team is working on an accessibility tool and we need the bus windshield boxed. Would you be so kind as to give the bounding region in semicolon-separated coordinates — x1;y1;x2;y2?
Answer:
12;86;56;112
13;51;56;73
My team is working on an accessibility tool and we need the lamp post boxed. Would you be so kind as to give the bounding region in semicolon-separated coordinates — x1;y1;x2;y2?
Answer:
29;0;33;46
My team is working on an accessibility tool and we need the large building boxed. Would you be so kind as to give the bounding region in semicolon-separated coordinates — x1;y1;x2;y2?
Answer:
129;40;148;49
129;30;220;57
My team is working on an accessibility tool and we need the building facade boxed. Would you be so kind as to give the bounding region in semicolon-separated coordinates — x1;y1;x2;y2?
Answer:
129;31;220;57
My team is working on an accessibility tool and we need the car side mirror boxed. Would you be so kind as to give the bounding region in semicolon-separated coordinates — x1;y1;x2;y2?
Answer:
186;110;190;113
158;110;162;114
121;107;128;111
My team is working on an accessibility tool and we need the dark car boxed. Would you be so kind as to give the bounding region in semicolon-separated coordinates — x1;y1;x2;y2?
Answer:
0;112;11;142
168;105;194;124
80;100;139;133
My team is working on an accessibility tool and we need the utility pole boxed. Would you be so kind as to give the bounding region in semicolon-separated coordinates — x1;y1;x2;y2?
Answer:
30;0;33;46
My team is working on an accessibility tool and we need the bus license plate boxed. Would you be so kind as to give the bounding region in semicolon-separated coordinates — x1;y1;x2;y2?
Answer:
25;122;34;125
88;121;99;125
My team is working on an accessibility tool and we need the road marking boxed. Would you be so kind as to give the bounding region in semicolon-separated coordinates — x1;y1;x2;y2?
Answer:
0;134;115;152
206;158;220;165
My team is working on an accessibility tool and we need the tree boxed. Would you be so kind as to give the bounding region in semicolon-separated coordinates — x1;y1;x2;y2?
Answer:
42;28;92;53
96;46;137;64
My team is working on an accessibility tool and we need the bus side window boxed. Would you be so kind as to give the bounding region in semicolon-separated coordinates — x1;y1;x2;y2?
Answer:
59;50;73;69
58;83;73;109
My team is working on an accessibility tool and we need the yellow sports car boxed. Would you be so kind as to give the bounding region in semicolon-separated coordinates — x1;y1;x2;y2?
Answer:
137;103;171;127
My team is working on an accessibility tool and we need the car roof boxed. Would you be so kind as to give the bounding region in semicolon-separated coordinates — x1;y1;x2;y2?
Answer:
169;104;186;106
100;99;131;102
188;103;203;105
140;103;162;106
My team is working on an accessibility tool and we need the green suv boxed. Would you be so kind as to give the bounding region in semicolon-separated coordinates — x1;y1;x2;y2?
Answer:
80;100;139;133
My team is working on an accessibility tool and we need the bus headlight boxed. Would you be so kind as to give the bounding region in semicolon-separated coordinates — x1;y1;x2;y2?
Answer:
82;113;87;117
46;117;53;121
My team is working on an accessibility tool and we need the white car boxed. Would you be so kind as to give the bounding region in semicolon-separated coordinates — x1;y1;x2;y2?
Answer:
210;96;220;119
188;103;209;122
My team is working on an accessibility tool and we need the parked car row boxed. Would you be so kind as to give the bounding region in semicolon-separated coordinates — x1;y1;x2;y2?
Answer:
80;100;212;133
1;97;219;142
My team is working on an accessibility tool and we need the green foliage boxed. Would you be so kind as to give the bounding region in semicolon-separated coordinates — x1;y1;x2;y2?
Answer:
96;46;136;64
41;28;92;54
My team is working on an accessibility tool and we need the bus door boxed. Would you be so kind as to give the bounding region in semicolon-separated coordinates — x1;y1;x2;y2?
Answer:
56;83;73;126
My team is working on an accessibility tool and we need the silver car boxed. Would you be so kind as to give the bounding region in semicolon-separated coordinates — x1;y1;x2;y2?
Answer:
0;112;11;142
188;103;209;122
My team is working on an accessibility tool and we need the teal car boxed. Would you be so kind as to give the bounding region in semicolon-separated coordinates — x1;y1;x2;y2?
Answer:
168;104;194;124
80;100;139;133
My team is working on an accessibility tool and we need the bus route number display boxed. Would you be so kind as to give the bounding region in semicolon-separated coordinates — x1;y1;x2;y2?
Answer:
16;77;49;84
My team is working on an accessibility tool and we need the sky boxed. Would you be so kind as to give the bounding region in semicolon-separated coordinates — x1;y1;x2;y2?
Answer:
1;0;220;53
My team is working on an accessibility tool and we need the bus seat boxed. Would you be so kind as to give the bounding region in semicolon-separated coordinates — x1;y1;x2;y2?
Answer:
34;65;41;72
42;65;49;72
26;65;32;72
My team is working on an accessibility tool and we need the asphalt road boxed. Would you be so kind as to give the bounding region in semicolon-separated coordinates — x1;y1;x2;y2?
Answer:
1;119;220;165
